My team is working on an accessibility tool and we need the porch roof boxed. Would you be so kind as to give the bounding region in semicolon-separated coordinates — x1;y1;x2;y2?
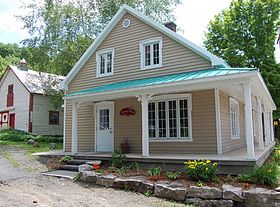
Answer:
65;68;256;97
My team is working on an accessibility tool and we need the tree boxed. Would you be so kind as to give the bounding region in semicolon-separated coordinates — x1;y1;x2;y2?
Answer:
18;0;181;76
204;0;280;117
0;43;22;75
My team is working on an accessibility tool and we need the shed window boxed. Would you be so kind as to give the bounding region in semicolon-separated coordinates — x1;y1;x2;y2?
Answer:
7;84;14;107
49;111;59;125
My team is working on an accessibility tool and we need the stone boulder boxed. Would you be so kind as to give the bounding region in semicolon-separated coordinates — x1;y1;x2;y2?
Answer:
27;139;35;145
114;176;154;194
49;143;56;150
243;187;280;207
154;181;187;201
223;184;244;202
80;171;98;183
187;186;222;199
32;142;40;147
78;164;92;173
185;198;233;207
96;174;117;188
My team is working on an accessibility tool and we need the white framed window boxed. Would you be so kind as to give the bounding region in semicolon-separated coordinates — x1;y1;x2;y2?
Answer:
229;97;240;139
148;94;192;141
96;48;114;77
139;37;162;70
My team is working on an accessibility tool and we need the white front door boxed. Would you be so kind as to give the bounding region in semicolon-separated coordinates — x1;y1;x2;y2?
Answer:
96;102;114;152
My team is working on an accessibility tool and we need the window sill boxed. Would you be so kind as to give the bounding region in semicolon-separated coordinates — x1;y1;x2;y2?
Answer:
230;136;240;140
149;139;193;142
96;73;113;78
140;64;162;70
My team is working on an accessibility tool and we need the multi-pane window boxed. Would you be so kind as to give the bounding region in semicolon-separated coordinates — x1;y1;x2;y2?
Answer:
140;38;162;69
96;49;114;77
99;109;110;130
148;97;191;140
230;98;240;138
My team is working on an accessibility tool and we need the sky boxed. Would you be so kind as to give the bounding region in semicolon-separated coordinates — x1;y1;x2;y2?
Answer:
0;0;279;61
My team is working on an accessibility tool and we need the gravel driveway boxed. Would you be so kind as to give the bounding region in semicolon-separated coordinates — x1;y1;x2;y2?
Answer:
0;145;188;207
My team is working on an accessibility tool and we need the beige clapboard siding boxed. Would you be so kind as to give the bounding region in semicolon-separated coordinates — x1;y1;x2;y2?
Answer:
220;92;245;153
150;90;217;154
68;13;211;93
64;101;95;152
64;90;218;154
115;98;142;153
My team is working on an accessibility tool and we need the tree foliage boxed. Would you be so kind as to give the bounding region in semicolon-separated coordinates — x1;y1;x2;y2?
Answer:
17;0;181;76
204;0;280;117
0;43;22;75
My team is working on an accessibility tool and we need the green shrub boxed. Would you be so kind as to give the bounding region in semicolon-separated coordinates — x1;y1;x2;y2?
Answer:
273;149;280;163
166;171;181;180
112;150;125;168
0;129;62;143
239;163;279;187
254;163;279;187
148;165;161;176
184;160;218;182
238;174;253;183
59;155;73;163
129;162;139;172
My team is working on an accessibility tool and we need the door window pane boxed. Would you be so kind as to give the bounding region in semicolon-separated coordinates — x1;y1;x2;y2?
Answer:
99;109;109;130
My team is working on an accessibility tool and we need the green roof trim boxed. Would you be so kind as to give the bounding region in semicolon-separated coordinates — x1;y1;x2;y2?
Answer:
65;68;257;97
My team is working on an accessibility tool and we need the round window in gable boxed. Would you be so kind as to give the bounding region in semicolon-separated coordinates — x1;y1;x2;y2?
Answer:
122;19;130;28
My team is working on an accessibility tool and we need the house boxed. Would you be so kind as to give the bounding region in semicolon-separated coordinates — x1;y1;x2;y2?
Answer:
60;5;276;172
0;59;64;136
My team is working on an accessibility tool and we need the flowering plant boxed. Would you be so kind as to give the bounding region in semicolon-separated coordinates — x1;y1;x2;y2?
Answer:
184;160;218;182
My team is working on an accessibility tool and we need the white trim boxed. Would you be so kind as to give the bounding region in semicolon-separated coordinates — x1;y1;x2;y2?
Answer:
215;88;222;155
60;4;229;90
149;139;193;143
243;83;255;160
229;97;240;139
71;102;78;154
138;94;150;156
96;48;115;77
270;111;275;142
63;99;66;151
256;96;264;149
139;37;163;70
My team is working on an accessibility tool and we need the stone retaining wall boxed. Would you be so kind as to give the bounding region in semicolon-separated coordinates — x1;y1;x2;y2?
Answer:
80;171;280;207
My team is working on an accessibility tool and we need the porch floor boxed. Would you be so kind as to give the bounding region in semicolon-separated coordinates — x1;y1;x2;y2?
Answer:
75;144;274;163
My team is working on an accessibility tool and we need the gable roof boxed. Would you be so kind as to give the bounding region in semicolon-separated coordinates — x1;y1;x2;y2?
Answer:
60;4;230;90
3;65;65;94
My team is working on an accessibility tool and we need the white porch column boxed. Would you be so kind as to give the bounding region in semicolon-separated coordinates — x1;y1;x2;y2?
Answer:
71;101;78;154
256;96;264;150
243;83;255;160
264;108;270;147
214;88;222;155
270;111;275;142
137;94;151;157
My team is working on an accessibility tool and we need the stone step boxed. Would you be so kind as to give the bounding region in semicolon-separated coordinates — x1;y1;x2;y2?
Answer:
60;164;79;172
66;159;87;165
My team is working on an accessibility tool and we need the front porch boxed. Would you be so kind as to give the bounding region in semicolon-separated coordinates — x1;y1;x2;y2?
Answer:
71;144;275;174
64;68;276;174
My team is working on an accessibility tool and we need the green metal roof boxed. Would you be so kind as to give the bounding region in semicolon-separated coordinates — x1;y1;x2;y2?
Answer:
65;68;257;97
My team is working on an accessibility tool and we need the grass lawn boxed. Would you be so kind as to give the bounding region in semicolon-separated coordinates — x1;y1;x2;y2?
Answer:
0;140;63;154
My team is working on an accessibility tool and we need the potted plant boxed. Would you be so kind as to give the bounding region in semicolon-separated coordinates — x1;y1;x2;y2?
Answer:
120;138;131;154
